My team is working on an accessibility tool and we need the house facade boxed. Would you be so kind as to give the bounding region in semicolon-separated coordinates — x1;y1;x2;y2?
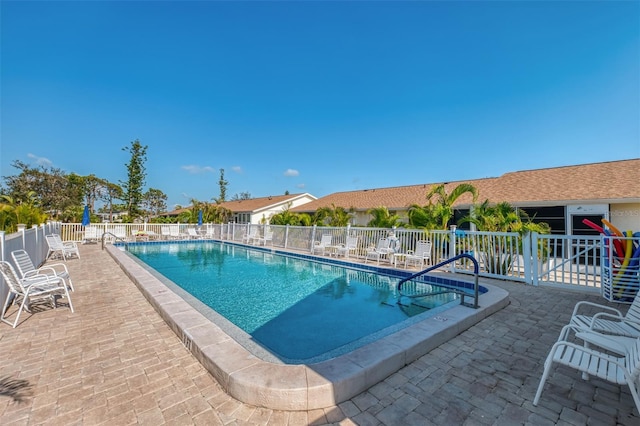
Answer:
163;193;317;225
292;159;640;235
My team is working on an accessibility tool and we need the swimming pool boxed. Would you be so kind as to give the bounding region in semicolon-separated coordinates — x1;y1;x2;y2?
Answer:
109;241;509;410
127;241;461;363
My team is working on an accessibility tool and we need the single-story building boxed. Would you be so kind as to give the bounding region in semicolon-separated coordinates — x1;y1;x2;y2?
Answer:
164;193;317;224
292;159;640;235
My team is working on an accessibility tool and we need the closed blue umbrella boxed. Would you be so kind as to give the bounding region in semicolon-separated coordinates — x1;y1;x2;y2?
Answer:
197;210;203;226
81;205;91;226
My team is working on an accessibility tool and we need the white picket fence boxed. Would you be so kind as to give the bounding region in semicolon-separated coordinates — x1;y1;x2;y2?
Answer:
2;222;638;306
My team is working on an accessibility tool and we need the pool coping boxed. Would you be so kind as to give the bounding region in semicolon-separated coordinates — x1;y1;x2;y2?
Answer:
106;243;510;411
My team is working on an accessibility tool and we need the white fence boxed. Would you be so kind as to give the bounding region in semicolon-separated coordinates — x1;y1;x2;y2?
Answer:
2;222;639;305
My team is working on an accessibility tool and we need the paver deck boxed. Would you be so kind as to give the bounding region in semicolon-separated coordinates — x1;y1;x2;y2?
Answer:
1;244;638;425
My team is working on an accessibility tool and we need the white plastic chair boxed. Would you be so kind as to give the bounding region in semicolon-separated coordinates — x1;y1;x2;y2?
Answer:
45;234;80;260
83;226;100;244
255;229;273;246
534;325;640;414
11;249;74;291
0;261;74;328
337;236;359;258
311;235;332;255
570;293;640;338
405;240;433;269
364;238;391;264
187;228;202;239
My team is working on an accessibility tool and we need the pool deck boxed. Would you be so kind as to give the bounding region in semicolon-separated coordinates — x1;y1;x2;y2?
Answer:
1;244;638;424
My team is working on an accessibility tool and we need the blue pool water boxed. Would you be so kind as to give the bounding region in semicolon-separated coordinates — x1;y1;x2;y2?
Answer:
127;241;460;362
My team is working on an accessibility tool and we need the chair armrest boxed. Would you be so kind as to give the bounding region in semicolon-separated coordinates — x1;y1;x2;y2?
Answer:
571;301;622;318
46;262;70;273
591;312;640;327
575;330;637;355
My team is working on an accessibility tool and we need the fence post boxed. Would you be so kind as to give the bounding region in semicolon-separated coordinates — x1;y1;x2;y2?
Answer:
0;231;5;261
310;225;317;251
524;232;533;285
284;225;290;248
449;225;457;272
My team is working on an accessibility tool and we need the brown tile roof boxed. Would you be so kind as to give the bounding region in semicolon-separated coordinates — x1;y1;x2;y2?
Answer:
164;193;311;216
292;159;640;213
217;193;310;213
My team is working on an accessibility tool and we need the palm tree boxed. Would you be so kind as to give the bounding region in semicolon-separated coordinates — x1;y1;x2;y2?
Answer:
0;192;48;232
314;204;353;227
408;183;478;230
367;206;402;228
269;203;311;225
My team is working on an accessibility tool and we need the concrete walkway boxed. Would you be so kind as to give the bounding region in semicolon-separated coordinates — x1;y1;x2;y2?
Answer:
0;244;637;425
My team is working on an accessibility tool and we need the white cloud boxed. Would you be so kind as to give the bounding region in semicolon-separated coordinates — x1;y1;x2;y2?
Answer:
296;183;305;189
181;165;216;174
27;153;52;166
231;166;242;173
284;169;299;177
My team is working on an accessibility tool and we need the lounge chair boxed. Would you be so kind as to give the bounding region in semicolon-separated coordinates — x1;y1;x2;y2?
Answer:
11;249;74;291
242;227;259;244
364;238;392;264
255;229;273;246
45;234;80;260
83;226;100;244
187;228;202;239
405;240;433;269
0;261;74;328
113;225;128;241
336;236;359;258
161;226;172;240
569;292;640;338
533;324;640;414
311;235;332;255
169;225;184;240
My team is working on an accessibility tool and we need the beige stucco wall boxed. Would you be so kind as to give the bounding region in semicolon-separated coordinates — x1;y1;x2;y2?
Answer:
610;203;640;233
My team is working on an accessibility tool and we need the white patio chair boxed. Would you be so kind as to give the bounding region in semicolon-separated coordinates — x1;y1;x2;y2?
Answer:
364;238;391;264
255;229;273;246
11;249;74;291
161;226;172;240
569;292;640;338
83;226;100;244
405;240;433;269
187;228;202;239
533;325;640;414
311;235;332;255
0;261;74;328
242;227;259;244
336;236;359;258
45;234;80;260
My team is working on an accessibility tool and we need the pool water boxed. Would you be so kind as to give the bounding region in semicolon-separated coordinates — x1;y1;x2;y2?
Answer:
128;241;459;362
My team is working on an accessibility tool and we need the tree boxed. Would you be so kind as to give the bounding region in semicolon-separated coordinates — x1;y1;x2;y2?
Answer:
408;183;478;230
214;168;228;204
313;204;353;227
1;160;79;218
269;203;311;225
143;188;168;217
121;139;148;220
231;192;251;201
100;181;124;222
366;206;403;228
462;200;551;234
0;192;48;232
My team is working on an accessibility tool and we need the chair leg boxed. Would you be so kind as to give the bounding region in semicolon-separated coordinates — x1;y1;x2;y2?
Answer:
63;283;74;313
1;292;14;326
533;352;555;406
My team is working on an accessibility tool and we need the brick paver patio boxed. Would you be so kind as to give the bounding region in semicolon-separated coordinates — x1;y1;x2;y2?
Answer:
0;244;638;425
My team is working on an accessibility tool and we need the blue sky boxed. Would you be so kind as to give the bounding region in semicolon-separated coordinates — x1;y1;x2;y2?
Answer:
2;1;639;209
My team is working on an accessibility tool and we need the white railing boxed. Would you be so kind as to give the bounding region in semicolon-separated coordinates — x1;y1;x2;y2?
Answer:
50;222;640;300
